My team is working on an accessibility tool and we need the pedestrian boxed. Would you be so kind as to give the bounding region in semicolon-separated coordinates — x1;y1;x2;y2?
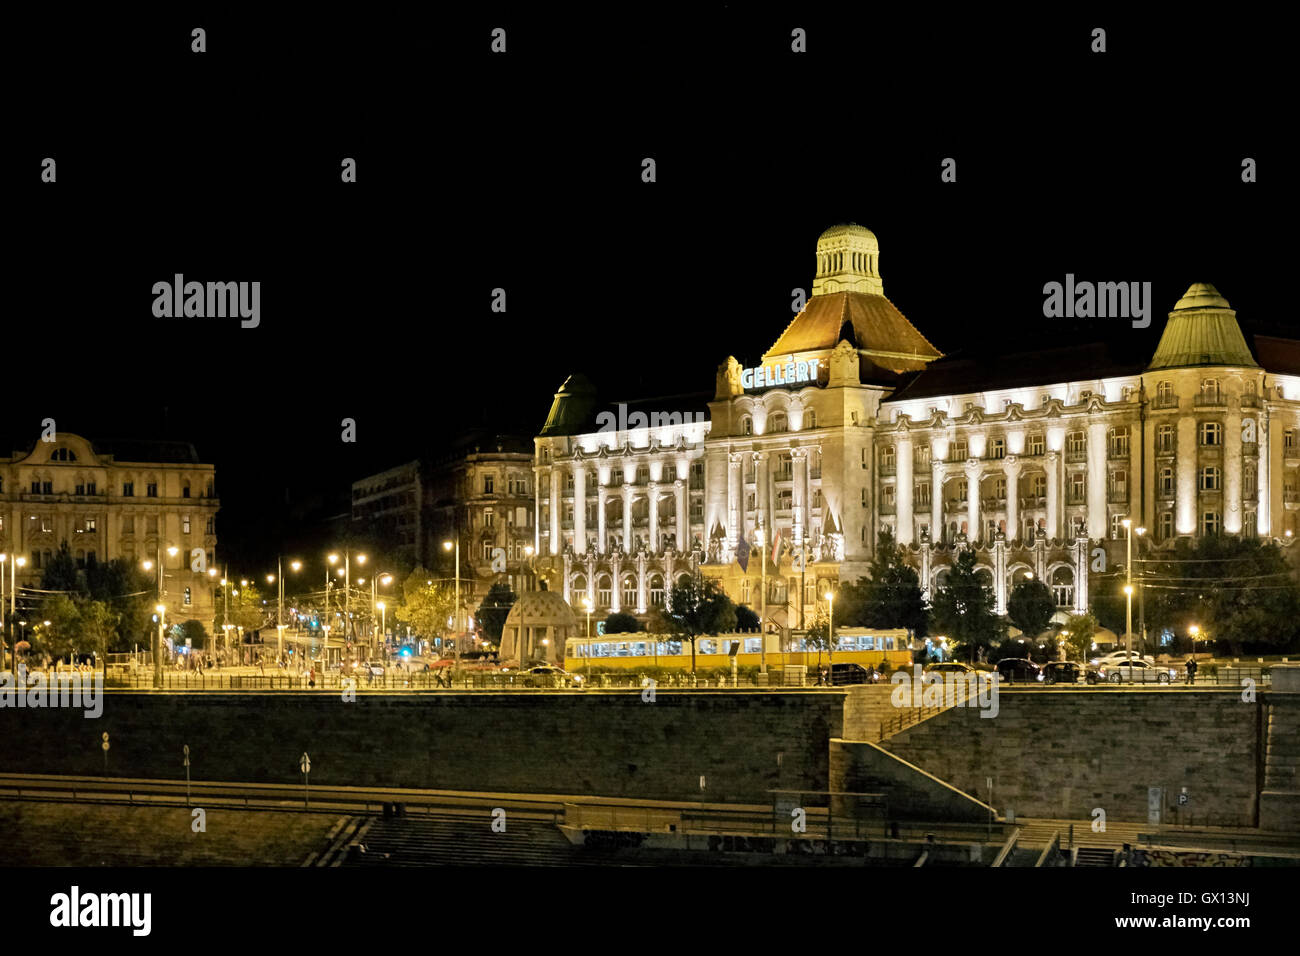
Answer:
1185;656;1198;685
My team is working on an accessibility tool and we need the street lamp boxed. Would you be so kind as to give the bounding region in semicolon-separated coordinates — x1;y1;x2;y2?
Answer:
371;572;394;657
520;544;535;665
755;526;767;675
376;601;387;646
444;540;461;668
1121;519;1146;664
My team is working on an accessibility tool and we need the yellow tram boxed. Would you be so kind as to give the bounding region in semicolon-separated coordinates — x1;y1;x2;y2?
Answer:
564;628;913;673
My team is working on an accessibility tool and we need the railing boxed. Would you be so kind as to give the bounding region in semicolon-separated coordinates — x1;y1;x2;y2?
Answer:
991;828;1021;867
1193;395;1227;407
1035;830;1063;867
1151;395;1179;410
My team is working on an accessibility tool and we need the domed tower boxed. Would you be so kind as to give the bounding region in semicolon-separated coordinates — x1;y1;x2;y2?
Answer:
812;223;884;297
1148;283;1258;370
539;373;599;436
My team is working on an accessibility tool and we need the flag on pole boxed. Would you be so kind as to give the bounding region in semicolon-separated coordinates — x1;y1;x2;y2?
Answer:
770;532;787;568
736;534;751;573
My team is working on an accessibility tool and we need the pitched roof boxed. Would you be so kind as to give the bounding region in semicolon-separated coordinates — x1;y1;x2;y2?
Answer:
763;291;941;371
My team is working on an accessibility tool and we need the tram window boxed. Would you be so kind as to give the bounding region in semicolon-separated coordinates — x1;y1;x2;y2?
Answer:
744;637;761;653
633;642;648;655
699;640;716;654
885;637;895;650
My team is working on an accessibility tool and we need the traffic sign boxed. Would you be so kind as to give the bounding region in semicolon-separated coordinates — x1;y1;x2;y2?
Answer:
300;753;310;774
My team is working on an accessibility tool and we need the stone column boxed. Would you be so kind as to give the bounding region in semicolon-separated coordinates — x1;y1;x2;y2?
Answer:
549;465;561;556
1003;456;1022;542
597;484;608;554
964;459;981;541
1258;412;1270;536
647;481;660;553
919;533;932;597
791;449;807;545
1225;408;1243;534
675;478;687;549
1176;417;1197;535
622;484;634;552
993;533;1008;614
585;551;596;609
1087;422;1108;539
1033;529;1047;580
664;550;675;610
727;454;742;552
931;460;945;545
1045;452;1060;539
573;464;587;554
609;550;622;613
636;548;648;614
754;451;769;539
896;435;914;545
1073;533;1089;614
562;549;572;604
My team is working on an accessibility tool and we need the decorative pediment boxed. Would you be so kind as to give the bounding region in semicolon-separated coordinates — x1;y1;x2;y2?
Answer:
1087;394;1106;413
927;409;947;428
1042;398;1064;418
1004;403;1024;422
965;407;985;425
894;413;912;433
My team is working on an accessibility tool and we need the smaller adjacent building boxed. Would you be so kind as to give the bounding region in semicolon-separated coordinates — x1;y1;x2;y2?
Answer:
499;590;577;664
0;432;220;628
350;432;538;610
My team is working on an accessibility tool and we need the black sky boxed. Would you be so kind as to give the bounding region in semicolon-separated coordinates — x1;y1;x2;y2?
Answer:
6;9;1286;571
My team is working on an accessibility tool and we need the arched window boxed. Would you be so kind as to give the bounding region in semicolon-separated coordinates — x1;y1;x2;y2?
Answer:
804;410;816;429
572;574;587;596
740;416;753;436
1051;567;1075;607
622;575;638;608
769;412;787;433
597;575;612;607
649;575;665;606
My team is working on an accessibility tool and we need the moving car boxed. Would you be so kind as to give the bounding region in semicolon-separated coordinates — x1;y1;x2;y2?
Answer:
364;660;386;677
995;658;1043;684
1102;659;1174;684
1041;661;1084;685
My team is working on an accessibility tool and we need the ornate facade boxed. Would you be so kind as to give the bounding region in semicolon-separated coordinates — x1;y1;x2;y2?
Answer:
535;224;1300;632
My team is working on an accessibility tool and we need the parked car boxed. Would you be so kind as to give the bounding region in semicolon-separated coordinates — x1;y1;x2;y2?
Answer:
830;662;877;685
519;665;583;687
1102;659;1175;684
995;658;1043;684
364;660;386;677
925;661;974;675
1041;661;1084;685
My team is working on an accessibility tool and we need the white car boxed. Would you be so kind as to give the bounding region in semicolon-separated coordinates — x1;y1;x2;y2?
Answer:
1104;659;1175;684
1090;650;1155;667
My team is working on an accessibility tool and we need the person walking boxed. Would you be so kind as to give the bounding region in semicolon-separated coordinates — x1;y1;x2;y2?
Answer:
1185;656;1198;685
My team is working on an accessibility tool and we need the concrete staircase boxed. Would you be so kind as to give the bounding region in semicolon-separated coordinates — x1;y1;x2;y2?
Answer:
1260;694;1300;831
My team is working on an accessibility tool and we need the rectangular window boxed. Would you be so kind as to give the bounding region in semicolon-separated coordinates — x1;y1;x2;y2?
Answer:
182;515;192;535
1027;434;1045;456
31;480;40;494
122;515;135;534
123;481;134;497
1066;432;1086;460
86;517;97;532
915;481;931;507
951;440;968;461
484;474;495;495
1068;473;1085;503
147;482;158;497
41;516;53;533
1159;511;1174;539
1201;511;1221;536
146;516;158;535
990;438;1005;459
206;517;214;534
1156;425;1175;454
183;587;192;607
482;542;494;561
484;510;495;527
1030;474;1047;497
1200;422;1223;446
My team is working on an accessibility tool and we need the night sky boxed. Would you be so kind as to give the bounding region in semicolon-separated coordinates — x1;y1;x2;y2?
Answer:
6;10;1283;572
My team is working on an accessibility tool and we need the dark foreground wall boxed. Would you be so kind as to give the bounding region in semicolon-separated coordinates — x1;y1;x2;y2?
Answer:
842;689;1263;826
0;690;844;803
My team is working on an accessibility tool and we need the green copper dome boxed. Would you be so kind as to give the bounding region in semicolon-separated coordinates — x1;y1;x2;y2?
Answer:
1148;283;1258;370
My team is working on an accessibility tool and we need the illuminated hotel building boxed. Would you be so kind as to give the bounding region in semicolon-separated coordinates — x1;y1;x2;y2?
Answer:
535;224;1300;630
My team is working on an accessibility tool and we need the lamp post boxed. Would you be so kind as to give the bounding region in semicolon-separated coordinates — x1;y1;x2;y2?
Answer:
371;572;393;657
443;540;460;667
1121;519;1146;664
270;559;302;664
143;545;177;687
1;553;7;672
376;601;387;648
824;590;836;681
755;525;767;675
520;544;535;665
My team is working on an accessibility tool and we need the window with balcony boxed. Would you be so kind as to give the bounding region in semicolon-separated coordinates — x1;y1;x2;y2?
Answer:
1066;432;1086;461
1068;473;1085;503
881;445;896;473
769;412;788;433
1160;468;1174;497
1030;473;1046;498
915;481;931;507
485;475;496;494
1156;424;1175;454
915;444;931;468
1108;426;1130;458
